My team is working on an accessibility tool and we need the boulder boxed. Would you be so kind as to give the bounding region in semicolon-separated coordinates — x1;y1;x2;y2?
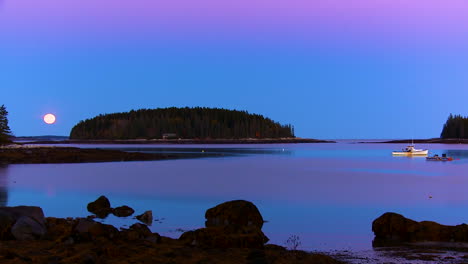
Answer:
179;200;269;248
205;200;264;230
11;216;46;240
74;218;97;234
0;206;45;225
120;223;160;243
136;210;153;225
372;212;468;246
87;196;112;218
74;218;118;241
0;206;46;240
87;222;119;240
112;206;135;217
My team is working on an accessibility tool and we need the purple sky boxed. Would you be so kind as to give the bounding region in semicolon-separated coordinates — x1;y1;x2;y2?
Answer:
4;0;468;43
2;0;468;138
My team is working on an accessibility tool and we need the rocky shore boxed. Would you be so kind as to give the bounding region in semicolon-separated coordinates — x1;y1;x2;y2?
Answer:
0;198;342;264
18;137;335;145
2;197;468;263
0;146;175;164
373;212;468;248
352;212;468;263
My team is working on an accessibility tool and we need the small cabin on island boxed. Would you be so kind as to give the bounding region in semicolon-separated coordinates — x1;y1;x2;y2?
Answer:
162;133;178;139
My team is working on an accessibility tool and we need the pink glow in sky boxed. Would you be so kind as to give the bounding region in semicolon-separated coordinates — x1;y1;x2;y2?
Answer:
2;0;468;42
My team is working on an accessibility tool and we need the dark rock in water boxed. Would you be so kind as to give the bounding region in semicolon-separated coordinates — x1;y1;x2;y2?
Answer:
205;200;264;230
136;210;153;225
87;195;111;212
94;210;111;219
373;212;468;247
372;212;419;246
112;205;135;217
87;196;112;218
11;216;46;240
180;200;269;248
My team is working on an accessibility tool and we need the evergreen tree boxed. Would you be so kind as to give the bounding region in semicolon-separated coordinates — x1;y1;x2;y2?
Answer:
0;105;12;144
440;113;468;139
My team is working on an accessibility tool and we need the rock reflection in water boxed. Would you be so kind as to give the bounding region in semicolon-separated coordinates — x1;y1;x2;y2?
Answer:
0;165;8;206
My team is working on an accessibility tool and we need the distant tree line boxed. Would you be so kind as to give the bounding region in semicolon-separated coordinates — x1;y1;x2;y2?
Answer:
70;107;295;140
440;114;468;138
0;105;12;145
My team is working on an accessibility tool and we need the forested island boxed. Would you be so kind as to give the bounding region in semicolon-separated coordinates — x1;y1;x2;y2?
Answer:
70;107;295;140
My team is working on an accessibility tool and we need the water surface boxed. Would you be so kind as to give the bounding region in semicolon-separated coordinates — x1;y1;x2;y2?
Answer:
3;142;468;252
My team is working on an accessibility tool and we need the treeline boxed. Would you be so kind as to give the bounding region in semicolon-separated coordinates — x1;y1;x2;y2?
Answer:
70;107;295;140
0;105;12;145
440;114;468;138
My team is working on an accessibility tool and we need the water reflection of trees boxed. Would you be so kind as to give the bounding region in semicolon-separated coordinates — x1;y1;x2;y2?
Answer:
0;165;8;206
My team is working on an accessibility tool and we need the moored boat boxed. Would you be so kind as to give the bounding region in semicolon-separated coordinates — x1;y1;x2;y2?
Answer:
426;154;453;161
392;145;428;156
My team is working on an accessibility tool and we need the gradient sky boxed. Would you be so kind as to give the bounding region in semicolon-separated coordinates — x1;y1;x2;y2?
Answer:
2;0;468;139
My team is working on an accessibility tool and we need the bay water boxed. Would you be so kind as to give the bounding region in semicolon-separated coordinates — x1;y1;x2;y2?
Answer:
2;141;468;253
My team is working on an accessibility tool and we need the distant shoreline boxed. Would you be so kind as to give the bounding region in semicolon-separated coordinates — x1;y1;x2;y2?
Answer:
360;138;468;144
1;138;333;164
0;146;176;164
16;138;335;145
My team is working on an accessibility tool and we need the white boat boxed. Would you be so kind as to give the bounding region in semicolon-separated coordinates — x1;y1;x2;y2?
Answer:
392;145;428;156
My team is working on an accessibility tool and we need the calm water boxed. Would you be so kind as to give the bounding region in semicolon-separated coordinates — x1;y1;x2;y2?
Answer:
2;141;468;252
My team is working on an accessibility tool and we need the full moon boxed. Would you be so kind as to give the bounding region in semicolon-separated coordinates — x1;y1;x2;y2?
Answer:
43;114;56;124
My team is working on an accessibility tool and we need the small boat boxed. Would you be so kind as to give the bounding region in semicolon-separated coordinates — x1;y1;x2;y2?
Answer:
392;145;428;156
426;154;453;161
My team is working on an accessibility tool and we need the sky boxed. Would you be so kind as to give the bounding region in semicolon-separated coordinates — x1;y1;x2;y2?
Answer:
1;0;468;139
